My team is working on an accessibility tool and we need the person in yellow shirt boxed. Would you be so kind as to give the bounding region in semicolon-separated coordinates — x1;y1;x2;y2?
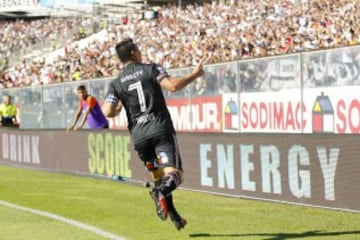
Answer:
0;95;18;127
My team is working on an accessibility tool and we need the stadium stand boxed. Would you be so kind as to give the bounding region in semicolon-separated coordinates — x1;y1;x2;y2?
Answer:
0;0;359;88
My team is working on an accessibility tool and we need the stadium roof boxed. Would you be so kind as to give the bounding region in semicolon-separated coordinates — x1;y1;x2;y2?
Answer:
0;6;96;19
0;0;210;19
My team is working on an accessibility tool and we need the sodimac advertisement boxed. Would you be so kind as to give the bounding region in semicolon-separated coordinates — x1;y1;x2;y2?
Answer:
108;85;360;134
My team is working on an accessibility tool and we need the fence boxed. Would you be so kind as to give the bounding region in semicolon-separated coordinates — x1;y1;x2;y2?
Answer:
1;45;360;133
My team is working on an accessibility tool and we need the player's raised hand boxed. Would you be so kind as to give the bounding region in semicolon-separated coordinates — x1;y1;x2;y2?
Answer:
192;56;207;78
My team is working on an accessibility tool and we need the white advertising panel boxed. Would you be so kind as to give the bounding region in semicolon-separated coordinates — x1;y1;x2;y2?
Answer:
239;90;304;133
303;86;360;134
238;86;360;134
0;0;39;11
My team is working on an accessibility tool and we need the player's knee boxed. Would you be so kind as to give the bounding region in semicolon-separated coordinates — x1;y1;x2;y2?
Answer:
166;171;182;187
150;168;165;182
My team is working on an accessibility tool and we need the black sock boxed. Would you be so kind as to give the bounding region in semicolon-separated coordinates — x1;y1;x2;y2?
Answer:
166;194;181;220
158;171;182;196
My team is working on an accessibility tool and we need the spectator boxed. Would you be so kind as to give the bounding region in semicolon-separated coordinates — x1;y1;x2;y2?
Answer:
1;0;360;88
0;95;18;127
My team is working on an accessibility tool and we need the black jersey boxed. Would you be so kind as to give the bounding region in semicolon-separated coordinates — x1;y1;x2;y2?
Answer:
107;63;175;143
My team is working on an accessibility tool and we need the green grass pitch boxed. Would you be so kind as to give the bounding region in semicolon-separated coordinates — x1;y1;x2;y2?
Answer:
1;164;360;240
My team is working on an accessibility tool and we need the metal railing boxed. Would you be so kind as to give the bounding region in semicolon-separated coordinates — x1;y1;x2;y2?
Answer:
1;45;359;130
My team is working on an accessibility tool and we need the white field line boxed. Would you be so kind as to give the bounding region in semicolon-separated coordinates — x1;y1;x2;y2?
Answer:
0;200;128;240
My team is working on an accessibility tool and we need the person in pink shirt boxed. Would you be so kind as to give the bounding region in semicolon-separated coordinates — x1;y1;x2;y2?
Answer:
68;85;108;130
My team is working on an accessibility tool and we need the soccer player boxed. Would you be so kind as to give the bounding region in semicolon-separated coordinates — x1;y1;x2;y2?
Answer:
102;38;205;230
68;85;109;131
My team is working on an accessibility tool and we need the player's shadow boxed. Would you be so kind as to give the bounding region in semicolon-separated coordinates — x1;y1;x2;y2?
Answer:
189;230;360;239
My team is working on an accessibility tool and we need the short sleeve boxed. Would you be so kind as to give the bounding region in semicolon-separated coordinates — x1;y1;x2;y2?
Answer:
86;96;97;108
104;82;120;106
152;64;170;83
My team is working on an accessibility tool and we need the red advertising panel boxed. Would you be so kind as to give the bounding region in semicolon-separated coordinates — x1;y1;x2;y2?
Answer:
166;96;222;132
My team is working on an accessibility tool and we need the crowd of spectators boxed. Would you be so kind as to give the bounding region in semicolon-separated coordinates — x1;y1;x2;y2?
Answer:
0;17;93;64
1;0;359;89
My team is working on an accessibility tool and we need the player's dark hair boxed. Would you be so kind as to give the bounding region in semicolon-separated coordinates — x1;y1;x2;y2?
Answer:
77;85;87;91
115;38;138;62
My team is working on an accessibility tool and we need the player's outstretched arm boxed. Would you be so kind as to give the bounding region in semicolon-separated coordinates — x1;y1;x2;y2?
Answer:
160;57;207;92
